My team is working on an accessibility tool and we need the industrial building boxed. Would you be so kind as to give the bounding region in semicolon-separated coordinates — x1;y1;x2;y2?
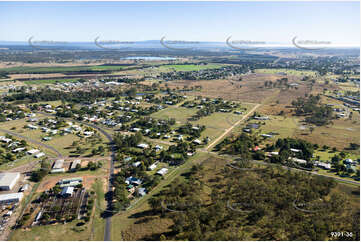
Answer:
0;193;23;204
70;160;81;171
0;172;20;191
58;177;83;187
51;159;65;173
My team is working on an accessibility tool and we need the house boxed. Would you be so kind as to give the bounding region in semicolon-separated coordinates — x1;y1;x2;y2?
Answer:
125;176;142;186
124;157;132;162
246;123;260;129
137;143;149;149
290;148;301;153
261;134;273;138
12;147;26;153
154;145;163;151
156;168;168;176
137;187;146;196
83;131;94;137
27;149;39;155
26;124;38;130
193;139;202;145
254;116;269;120
132;161;141;167
0;136;12;143
131;128;142;132
148;163;158;171
315;161;331;170
34;152;45;158
290;157;307;165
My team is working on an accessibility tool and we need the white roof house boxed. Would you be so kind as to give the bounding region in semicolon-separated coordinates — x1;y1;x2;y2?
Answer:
156;168;169;176
137;143;149;149
27;149;40;155
34;152;45;158
193;139;202;145
0;172;20;191
290;157;307;164
148;163;158;171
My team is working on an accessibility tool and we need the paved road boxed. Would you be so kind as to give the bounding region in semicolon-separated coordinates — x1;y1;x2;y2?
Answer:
0;128;62;157
38;112;115;240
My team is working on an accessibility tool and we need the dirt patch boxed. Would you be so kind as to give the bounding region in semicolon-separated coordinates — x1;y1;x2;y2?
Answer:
162;73;310;104
37;174;101;192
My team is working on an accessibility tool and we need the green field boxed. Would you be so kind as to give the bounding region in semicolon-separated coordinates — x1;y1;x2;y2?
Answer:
25;79;80;85
150;107;197;124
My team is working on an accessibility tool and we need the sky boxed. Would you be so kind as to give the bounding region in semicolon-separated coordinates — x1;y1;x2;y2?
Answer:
0;1;359;46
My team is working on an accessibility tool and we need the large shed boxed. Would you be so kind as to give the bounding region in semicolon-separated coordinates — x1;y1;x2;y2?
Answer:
0;172;20;191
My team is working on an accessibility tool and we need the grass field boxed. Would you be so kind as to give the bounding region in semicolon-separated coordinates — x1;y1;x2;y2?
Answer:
0;155;38;171
90;178;106;240
150;107;197;124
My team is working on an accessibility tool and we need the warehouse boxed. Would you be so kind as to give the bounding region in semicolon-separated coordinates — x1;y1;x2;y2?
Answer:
70;160;81;171
0;193;23;204
0;172;20;191
52;159;64;169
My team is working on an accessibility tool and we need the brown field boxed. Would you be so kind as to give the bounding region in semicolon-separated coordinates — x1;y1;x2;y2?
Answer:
162;73;312;104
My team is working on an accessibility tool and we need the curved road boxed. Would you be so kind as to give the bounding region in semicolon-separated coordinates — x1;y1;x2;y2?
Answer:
0;128;62;157
37;112;115;240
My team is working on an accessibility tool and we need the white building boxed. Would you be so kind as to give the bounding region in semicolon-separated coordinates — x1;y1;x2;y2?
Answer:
0;193;23;204
156;168;169;176
53;159;64;169
27;149;40;155
148;163;158;171
34;152;45;158
0;172;20;191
